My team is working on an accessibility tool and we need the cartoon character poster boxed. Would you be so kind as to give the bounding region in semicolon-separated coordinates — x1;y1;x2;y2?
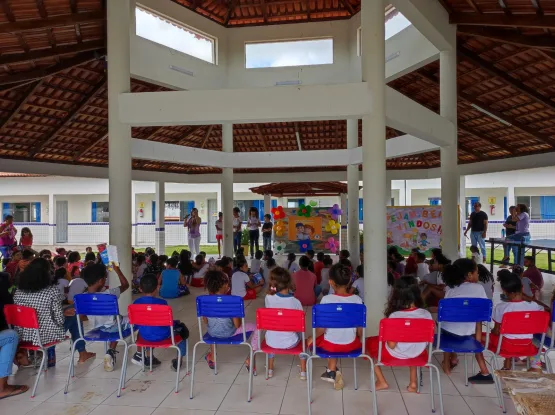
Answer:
386;206;444;255
288;217;322;242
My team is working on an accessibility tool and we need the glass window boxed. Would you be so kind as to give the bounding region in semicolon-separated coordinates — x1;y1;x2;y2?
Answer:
92;202;109;223
428;198;441;206
135;6;216;64
358;11;412;56
2;203;40;223
245;38;333;69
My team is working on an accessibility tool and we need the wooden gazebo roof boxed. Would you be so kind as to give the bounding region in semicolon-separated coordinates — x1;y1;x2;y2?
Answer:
250;181;354;196
1;0;555;174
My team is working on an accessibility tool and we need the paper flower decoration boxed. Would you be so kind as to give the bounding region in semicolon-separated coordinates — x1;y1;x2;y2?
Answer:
327;204;343;221
325;219;339;235
274;220;285;237
298;239;313;253
275;241;287;254
297;204;312;218
271;206;286;220
309;200;318;207
325;237;338;254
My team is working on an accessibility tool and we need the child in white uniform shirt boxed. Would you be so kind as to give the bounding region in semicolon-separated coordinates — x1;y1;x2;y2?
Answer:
307;263;363;391
439;259;493;384
231;257;263;298
264;267;307;379
367;276;432;392
350;264;364;299
415;252;430;279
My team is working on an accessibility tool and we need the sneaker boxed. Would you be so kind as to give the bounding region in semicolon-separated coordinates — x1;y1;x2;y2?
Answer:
299;371;307;381
334;371;344;390
468;373;494;384
268;369;274;378
320;369;336;383
131;352;143;366
171;358;182;372
104;349;118;372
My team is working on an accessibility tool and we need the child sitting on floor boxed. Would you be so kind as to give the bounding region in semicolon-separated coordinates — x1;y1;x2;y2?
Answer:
250;250;263;274
82;262;130;372
470;245;483;265
404;248;419;276
307;263;363;390
350;264;364;299
285;253;300;274
264;267;307;380
291;255;320;306
367;276;432;392
320;256;333;295
415;252;430;279
231;257;263;299
132;273;189;370
191;254;209;286
159;256;189;298
203;270;259;371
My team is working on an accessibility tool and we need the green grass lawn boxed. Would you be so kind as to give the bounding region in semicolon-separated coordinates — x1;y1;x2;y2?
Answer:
137;245;220;256
465;247;551;271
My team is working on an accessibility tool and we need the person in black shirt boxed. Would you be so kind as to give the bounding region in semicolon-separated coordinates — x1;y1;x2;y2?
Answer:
261;214;273;252
464;202;488;263
501;206;517;266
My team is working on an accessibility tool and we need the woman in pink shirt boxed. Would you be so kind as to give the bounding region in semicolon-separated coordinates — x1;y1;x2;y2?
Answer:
292;256;322;306
0;215;17;259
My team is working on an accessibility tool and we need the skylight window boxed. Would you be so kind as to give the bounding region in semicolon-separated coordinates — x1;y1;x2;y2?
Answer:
385;11;411;40
135;6;216;64
245;38;333;69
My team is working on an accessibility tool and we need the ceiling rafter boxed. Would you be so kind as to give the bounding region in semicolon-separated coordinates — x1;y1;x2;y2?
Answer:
464;0;481;13
255;125;268;151
29;78;107;157
338;0;355;15
458;26;555;50
200;125;214;149
450;12;555;28
0;81;43;132
36;0;48;18
2;40;105;65
224;0;239;25
175;125;206;146
0;10;105;34
72;131;108;161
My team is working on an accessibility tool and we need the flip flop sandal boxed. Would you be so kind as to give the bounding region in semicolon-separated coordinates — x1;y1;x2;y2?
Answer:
450;360;459;370
0;385;29;400
205;354;215;370
78;354;97;364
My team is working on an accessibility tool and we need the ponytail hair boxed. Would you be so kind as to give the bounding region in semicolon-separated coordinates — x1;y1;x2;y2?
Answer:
268;267;293;295
287;252;296;271
442;258;477;288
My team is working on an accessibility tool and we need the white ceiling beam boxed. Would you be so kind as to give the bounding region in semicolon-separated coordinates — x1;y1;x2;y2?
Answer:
390;0;456;51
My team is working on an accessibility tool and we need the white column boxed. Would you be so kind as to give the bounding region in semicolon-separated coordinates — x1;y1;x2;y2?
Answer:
386;179;392;206
340;192;348;251
361;0;387;332
439;45;460;260
108;0;132;309
131;189;136;247
406;187;412;206
155;181;165;254
459;175;467;257
264;194;271;216
222;124;234;257
48;193;55;245
506;186;515;215
398;180;406;206
347;119;360;267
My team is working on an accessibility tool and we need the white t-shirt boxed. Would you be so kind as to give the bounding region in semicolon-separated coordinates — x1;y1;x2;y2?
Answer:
493;300;544;339
233;217;242;231
248;217;260;231
286;261;300;274
320;294;363;344
57;278;69;297
416;263;430;279
352;278;364;299
320;268;330;289
136;263;147;279
250;259;262;274
472;253;483;265
231;271;250;297
68;278;88;302
193;263;209;279
386;308;433;359
442;282;487;336
88;287;122;329
264;294;303;349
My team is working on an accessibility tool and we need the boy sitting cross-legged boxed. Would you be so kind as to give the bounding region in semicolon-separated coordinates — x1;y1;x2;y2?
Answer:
133;273;190;371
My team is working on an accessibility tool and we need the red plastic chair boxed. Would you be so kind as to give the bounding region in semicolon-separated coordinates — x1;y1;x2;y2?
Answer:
254;308;306;381
127;304;188;393
488;310;549;413
372;318;442;415
4;304;67;398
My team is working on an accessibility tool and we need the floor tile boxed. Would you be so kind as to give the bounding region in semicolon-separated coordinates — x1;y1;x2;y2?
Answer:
219;383;285;414
102;379;174;407
344;389;407;415
153;409;214;415
88;405;156;415
0;399;41;415
160;381;231;410
402;393;472;415
24;402;97;415
463;396;518;415
3;377;70;402
47;377;123;404
280;384;343;415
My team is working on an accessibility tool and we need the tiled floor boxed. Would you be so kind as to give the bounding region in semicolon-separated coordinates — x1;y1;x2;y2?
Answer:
4;280;546;415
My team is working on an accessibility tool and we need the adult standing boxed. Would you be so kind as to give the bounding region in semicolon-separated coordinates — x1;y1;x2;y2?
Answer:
184;208;202;257
232;207;242;256
507;204;531;266
464;202;488;263
0;215;17;260
247;207;261;259
501;206;517;267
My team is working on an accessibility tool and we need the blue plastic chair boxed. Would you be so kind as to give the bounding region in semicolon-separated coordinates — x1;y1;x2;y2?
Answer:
303;303;375;415
190;295;254;401
64;293;132;397
535;300;555;373
432;298;494;386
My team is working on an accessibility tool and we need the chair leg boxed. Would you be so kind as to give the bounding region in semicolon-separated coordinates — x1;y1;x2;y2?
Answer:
141;347;145;372
150;347;153;372
185;339;189;376
174;346;181;393
491;355;506;413
546;351;553;374
190;342;200;399
417;368;422;393
123;344;136;390
430;364;444;415
306;357;313;415
353;358;358;390
464;354;469;387
370;361;378;415
265;353;269;380
214;345;218;375
117;340;129;398
429;366;435;413
247;344;254;402
64;339;82;394
31;348;47;398
511;358;515;371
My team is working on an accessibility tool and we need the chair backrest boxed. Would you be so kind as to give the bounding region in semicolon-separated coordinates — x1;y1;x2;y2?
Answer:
74;293;120;316
4;304;39;329
312;303;366;329
379;318;435;343
128;304;174;327
500;311;550;336
196;295;245;318
438;298;493;323
256;308;305;332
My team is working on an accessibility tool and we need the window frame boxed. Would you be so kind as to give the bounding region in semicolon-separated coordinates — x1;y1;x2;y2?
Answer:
135;4;218;65
244;37;334;69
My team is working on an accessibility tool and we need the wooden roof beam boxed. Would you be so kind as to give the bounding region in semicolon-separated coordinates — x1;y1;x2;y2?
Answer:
457;45;555;112
223;0;238;25
72;131;107;161
0;10;105;34
450;12;555;28
175;125;205;146
200;125;214;149
256;125;268;151
338;0;355;15
1;40;105;65
29;78;107;157
457;26;555;49
464;0;481;13
0;81;43;132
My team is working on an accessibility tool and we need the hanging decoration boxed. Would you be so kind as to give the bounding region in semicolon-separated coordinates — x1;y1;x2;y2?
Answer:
325;219;339;235
274;241;287;254
327;204;343;221
274;220;285;237
309;200;318;207
297;203;312;218
298;239;313;253
325;237;338;254
271;206;286;220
